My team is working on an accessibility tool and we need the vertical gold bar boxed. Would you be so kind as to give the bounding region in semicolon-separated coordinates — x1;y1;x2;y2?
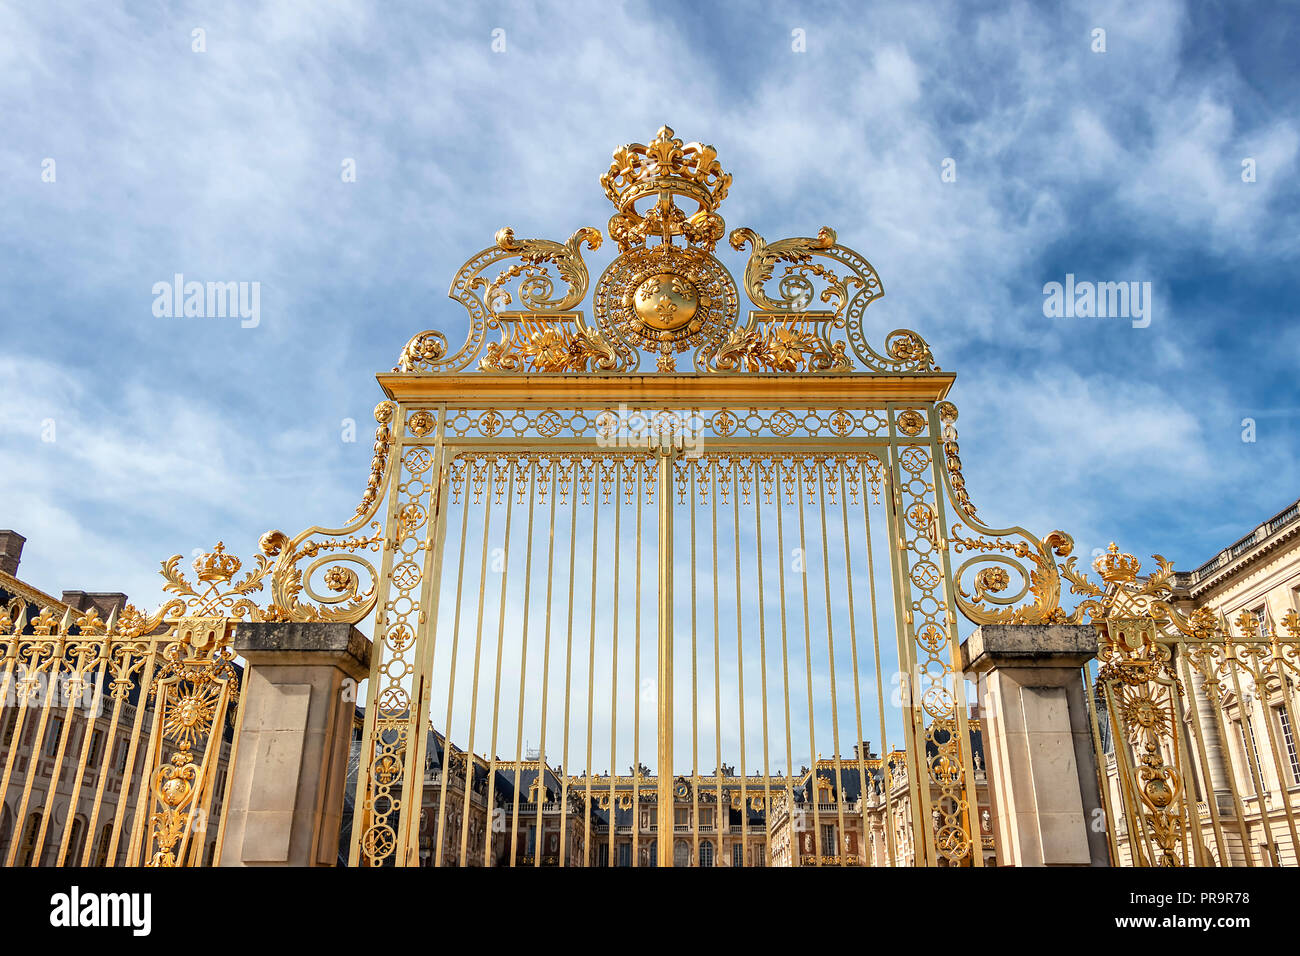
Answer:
56;650;109;865
656;446;674;866
0;647;41;855
795;461;823;863
1103;678;1159;865
0;647;17;752
7;644;63;866
482;458;519;866
1166;655;1199;866
456;457;496;866
81;646;131;865
127;659;172;866
711;455;723;867
508;457;540;866
584;459;601;866
606;463;622;867
434;457;473;866
732;457;749;866
560;458;579;867
858;458;897;866
1203;684;1257;865
691;459;700;868
816;460;848;866
1253;656;1300;862
33;658;87;864
1228;659;1276;863
753;458;774;867
632;457;643;867
533;461;559;867
773;459;799;866
208;650;247;868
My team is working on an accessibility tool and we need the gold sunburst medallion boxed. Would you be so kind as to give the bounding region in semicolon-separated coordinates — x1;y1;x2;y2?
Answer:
594;244;737;370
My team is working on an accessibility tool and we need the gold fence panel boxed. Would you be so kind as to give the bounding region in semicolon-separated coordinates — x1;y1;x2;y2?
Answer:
0;591;242;867
1069;547;1300;866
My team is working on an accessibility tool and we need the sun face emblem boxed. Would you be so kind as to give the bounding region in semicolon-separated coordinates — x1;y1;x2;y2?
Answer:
163;681;221;748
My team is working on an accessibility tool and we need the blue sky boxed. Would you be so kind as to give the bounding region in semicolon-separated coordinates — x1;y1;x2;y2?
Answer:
1;1;1296;702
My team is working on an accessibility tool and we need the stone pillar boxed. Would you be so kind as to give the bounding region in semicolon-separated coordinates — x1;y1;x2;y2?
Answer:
961;624;1108;866
219;621;369;866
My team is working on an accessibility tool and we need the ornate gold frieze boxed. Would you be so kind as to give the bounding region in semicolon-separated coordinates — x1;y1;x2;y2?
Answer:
389;125;936;376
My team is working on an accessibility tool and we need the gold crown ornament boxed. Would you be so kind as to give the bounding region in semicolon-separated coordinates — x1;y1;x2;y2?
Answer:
1093;542;1141;583
193;541;241;582
601;125;731;251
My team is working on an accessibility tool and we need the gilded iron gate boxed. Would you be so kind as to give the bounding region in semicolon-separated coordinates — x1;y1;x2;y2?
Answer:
0;125;1083;869
332;126;1078;867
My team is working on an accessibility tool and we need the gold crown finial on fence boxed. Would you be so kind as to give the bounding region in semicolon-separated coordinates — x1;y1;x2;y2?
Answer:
1093;542;1141;583
600;125;731;250
193;541;241;582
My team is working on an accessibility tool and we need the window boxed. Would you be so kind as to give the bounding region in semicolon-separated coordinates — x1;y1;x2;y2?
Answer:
674;807;689;826
752;843;766;866
18;812;42;867
699;807;713;828
94;825;113;866
1253;606;1271;636
66;818;85;864
673;841;689;867
89;729;102;766
597;842;609;867
732;842;744;867
617;842;631;867
115;739;128;773
699;841;714;867
821;823;836;853
45;718;63;757
1278;706;1300;784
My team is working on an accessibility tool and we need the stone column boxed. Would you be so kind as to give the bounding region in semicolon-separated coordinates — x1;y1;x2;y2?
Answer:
219;621;370;866
961;624;1108;866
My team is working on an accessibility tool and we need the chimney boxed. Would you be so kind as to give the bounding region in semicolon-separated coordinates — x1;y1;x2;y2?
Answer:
60;591;130;619
0;531;25;576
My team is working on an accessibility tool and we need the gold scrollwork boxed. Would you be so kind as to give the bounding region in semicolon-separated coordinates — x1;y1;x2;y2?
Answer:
397;226;616;373
723;225;925;374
